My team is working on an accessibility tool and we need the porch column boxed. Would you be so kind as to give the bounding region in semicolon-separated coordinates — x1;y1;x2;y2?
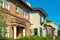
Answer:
42;26;46;37
23;29;25;36
14;27;16;39
38;28;40;36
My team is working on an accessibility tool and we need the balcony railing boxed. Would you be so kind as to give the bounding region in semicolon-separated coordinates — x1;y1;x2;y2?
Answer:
11;18;26;26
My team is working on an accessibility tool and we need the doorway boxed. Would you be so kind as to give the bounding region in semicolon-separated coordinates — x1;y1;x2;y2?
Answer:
34;28;38;35
17;27;24;38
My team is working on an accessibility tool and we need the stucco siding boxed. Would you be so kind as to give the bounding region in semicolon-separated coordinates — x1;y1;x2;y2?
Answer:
30;12;40;28
30;12;41;36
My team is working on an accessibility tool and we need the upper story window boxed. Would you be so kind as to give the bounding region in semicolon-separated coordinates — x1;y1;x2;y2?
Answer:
22;7;29;19
25;10;29;19
43;17;45;23
40;14;45;22
0;0;3;7
40;16;42;22
5;0;10;10
16;3;19;12
22;8;26;18
40;16;44;26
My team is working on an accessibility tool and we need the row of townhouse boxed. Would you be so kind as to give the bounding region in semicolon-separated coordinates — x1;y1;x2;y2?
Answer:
0;0;58;39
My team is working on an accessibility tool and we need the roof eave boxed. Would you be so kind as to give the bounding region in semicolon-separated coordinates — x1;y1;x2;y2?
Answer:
32;8;48;17
19;0;33;11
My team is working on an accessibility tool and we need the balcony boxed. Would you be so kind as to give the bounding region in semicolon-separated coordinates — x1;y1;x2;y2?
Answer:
11;18;26;26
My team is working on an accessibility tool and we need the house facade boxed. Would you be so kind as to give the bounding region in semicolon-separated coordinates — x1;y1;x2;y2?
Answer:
46;22;58;37
0;0;32;39
30;8;47;37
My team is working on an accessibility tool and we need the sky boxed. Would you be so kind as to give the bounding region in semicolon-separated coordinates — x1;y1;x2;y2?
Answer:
24;0;60;28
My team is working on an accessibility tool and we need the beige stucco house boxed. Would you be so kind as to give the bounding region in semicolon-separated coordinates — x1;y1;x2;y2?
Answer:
30;8;47;37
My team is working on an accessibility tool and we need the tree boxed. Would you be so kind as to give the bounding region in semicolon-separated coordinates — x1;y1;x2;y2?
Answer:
46;19;52;23
58;25;60;35
58;30;60;36
0;7;7;38
59;25;60;30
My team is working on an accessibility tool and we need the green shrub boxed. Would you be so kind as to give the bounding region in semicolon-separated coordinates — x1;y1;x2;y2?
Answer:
1;35;52;40
56;36;60;40
17;35;51;40
1;37;14;40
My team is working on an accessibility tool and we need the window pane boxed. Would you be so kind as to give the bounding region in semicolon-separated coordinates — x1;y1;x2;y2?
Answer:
16;3;19;12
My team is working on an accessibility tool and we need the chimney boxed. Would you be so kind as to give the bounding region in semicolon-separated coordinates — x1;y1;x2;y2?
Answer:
26;2;31;7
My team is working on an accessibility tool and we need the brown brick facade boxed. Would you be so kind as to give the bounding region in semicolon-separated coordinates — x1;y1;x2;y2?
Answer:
0;0;32;39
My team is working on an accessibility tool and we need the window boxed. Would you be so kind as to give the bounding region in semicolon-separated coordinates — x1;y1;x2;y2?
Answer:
22;8;29;19
5;0;10;10
25;10;29;19
43;17;46;23
22;7;29;19
0;0;3;7
34;28;38;35
40;16;42;25
5;26;9;37
40;28;42;36
22;8;25;18
16;3;19;12
40;16;44;25
40;17;42;22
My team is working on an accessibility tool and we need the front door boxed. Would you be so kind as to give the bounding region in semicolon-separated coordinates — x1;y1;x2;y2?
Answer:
17;27;24;38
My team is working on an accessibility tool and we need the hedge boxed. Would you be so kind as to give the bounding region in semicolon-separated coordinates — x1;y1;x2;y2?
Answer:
55;36;60;40
1;35;52;40
17;35;51;40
